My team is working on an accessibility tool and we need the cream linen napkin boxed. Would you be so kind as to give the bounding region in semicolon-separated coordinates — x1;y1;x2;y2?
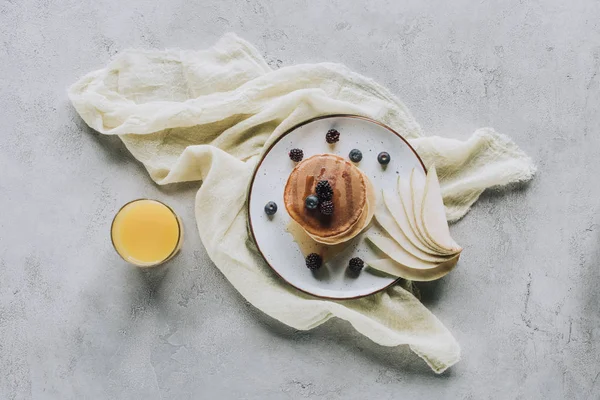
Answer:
69;33;535;373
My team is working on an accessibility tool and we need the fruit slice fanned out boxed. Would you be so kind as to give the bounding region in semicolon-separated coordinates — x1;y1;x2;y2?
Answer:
398;171;455;255
374;202;448;263
382;189;449;257
366;235;447;268
365;164;461;281
397;174;421;244
410;169;454;254
421;165;461;253
366;255;459;282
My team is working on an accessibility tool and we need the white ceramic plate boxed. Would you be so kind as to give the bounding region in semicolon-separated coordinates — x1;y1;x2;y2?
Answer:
247;115;426;299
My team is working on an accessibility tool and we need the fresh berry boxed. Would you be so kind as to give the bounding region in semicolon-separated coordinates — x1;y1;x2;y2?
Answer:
348;257;364;273
315;180;333;201
305;195;319;210
319;200;334;216
264;201;277;216
305;253;322;270
349;149;363;163
377;151;391;165
289;148;304;162
326;129;340;144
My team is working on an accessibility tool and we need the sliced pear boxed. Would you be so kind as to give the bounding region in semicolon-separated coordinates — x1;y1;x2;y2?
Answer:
397;174;420;243
367;234;450;267
410;169;447;253
419;166;461;253
366;254;459;281
397;174;447;254
374;205;449;263
381;189;449;257
364;167;461;281
405;170;455;255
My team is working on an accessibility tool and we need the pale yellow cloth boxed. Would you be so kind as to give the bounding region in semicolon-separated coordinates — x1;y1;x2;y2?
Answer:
68;33;535;373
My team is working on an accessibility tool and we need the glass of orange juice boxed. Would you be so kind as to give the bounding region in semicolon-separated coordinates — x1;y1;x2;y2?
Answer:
110;199;183;267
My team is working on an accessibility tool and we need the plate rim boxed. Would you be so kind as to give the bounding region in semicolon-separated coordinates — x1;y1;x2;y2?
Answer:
247;114;427;300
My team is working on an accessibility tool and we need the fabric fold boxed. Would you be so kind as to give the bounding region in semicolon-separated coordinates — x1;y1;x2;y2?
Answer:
68;33;536;373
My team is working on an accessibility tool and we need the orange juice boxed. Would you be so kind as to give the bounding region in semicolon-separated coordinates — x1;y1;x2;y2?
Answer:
111;199;182;267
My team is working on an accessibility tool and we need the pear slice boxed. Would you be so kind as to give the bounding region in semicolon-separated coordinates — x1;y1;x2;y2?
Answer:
404;170;456;255
381;189;449;257
397;174;421;244
397;174;445;254
367;234;450;267
421;165;461;253
366;255;459;281
374;204;449;263
364;166;461;282
410;169;449;253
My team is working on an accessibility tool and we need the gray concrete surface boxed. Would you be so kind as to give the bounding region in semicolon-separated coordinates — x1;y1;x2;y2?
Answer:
1;0;599;398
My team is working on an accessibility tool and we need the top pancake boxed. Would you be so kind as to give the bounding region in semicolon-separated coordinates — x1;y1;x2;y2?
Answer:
306;169;375;244
284;154;367;237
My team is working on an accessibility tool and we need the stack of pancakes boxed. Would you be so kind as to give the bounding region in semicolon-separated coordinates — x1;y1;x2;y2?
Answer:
284;154;375;245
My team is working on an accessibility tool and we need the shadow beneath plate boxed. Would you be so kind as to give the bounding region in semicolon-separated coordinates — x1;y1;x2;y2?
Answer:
414;278;448;308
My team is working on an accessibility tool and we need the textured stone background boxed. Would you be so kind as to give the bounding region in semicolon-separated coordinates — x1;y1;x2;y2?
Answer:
1;0;599;399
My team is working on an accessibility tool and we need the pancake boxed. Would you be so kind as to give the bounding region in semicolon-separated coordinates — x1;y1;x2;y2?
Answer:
284;154;367;238
307;170;376;245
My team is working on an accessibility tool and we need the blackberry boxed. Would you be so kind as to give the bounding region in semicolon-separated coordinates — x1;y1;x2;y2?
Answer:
326;129;340;144
305;195;319;210
349;149;363;163
289;148;304;162
348;257;364;273
305;253;322;270
315;180;333;201
377;151;391;165
264;201;277;216
319;200;334;216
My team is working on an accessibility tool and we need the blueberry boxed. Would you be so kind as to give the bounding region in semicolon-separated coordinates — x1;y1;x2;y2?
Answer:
264;201;277;215
305;195;319;210
377;151;391;165
349;149;363;163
